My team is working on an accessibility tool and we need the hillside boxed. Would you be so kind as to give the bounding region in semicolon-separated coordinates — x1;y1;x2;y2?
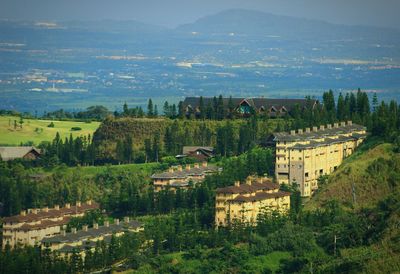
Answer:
93;116;284;148
306;142;396;210
0;115;100;146
305;142;400;273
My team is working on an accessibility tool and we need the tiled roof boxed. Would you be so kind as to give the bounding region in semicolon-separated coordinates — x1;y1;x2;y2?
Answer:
18;218;70;232
0;146;41;161
41;220;142;244
3;202;99;223
273;123;366;142
216;179;279;194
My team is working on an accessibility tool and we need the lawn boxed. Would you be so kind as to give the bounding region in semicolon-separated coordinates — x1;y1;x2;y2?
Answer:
0;115;100;146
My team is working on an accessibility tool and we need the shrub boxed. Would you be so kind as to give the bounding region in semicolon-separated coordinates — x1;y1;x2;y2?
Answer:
71;127;82;131
47;122;55;128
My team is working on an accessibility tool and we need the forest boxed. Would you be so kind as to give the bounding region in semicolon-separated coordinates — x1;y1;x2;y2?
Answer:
1;89;400;273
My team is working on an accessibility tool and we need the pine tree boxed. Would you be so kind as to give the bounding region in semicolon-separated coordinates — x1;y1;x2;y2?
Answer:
123;135;133;163
144;139;152;162
163;101;170;117
171;104;177;118
227;96;235;119
199;96;205;119
147;99;154;117
154;104;158;117
337;93;345;121
123;102;129;116
178;101;185;119
372;93;378;112
217;95;225;120
115;140;124;164
152;132;161;163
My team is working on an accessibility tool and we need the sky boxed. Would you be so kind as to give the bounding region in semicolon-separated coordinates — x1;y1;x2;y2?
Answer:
1;0;399;29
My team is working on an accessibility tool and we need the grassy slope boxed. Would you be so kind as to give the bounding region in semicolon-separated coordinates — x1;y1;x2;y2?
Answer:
305;141;400;273
0;115;100;146
305;142;394;210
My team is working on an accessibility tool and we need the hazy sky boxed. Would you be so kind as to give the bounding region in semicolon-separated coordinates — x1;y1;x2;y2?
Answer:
1;0;399;29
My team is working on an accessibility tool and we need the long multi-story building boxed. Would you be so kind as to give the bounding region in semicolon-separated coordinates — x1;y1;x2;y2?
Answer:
151;162;219;191
41;217;143;258
215;176;291;227
2;201;99;249
273;121;367;197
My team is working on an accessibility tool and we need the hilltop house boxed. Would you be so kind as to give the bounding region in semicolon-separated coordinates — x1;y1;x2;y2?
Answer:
215;176;290;227
0;146;41;161
182;97;317;118
176;146;215;161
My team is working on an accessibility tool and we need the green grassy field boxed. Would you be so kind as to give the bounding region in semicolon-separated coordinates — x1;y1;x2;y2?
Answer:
0;115;100;146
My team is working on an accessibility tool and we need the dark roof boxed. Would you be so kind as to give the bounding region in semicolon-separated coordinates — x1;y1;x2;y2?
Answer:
216;179;279;194
273;123;366;142
231;191;291;202
18;218;71;232
182;97;317;112
3;202;99;223
182;146;214;155
41;220;143;244
0;146;41;161
151;165;219;179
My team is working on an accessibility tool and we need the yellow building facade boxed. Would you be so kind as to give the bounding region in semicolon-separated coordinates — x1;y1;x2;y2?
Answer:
2;201;99;249
274;121;366;197
215;177;291;227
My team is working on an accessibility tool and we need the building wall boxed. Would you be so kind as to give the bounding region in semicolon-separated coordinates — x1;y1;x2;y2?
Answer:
215;186;290;227
2;203;95;249
275;123;366;197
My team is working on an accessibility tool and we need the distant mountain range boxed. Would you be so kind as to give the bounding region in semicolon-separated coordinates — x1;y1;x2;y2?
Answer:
176;9;400;41
0;9;399;113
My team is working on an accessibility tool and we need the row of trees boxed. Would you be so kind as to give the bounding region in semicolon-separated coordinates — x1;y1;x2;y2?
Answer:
3;193;395;273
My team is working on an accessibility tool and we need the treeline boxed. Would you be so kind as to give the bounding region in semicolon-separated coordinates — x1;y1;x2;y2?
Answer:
38;133;96;167
2;191;398;273
44;105;110;121
289;89;371;128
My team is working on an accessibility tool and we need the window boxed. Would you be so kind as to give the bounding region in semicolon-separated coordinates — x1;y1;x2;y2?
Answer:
299;165;302;168
320;169;324;175
305;172;309;177
299;157;302;160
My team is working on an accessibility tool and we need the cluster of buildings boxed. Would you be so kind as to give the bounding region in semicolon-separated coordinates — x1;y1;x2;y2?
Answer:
1;201;143;258
151;162;219;191
272;121;366;197
182;97;317;118
215;176;291;227
2;201;99;248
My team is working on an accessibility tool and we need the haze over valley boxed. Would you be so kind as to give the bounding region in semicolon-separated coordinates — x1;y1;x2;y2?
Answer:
1;9;400;113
